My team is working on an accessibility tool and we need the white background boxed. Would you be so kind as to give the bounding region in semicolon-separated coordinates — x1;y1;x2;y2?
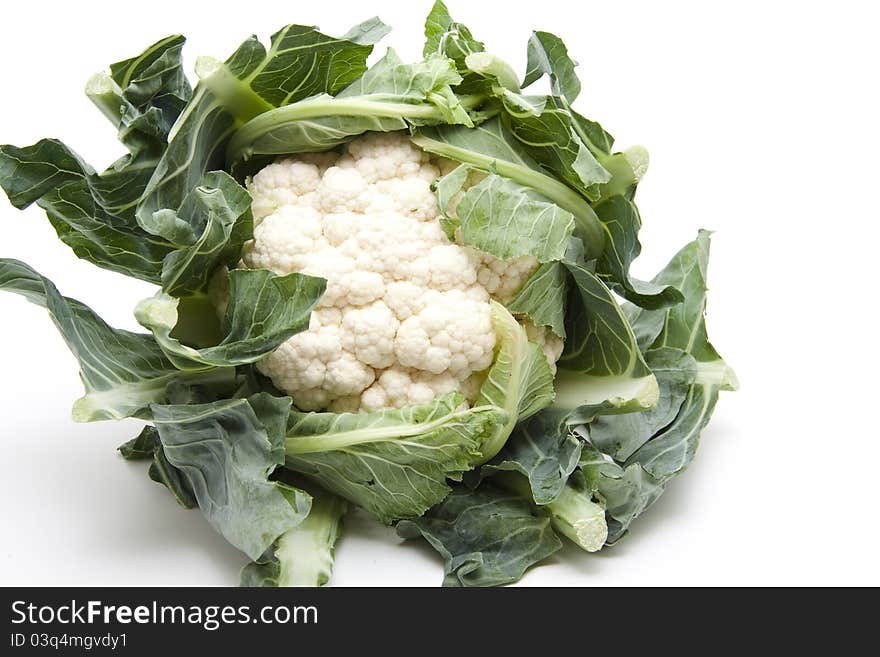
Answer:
1;0;878;586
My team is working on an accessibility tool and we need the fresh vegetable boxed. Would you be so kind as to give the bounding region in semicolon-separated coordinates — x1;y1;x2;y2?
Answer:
0;1;735;586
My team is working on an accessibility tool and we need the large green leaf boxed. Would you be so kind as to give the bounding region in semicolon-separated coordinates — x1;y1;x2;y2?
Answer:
594;195;683;309
436;165;575;263
413;118;606;258
241;484;347;587
613;232;737;481
577;446;663;544
284;393;502;523
0;36;202;283
554;261;658;414
157;171;253;295
476;302;556;462
0;259;228;421
501;93;610;202
523;31;581;103
135;268;325;369
226;49;473;162
574;232;736;539
137;19;388;232
482;408;583;504
506;261;568;338
151;393;311;561
397;483;562;587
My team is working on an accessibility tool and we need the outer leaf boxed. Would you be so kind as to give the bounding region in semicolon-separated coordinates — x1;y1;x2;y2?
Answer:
397;483;562;587
626;383;719;481
135;268;325;369
0;259;226;421
284;394;502;523
619;232;738;481
241;485;347;587
413;118;606;258
588;347;697;461
576;233;736;539
502;94;611;201
437;165;575;263
578;446;663;544
424;0;484;63
483;408;583;504
158;171;254;295
108;34;192;139
554;261;658;414
594;195;683;309
0;136;174;283
476;302;556;462
151;394;311;560
506;261;568;338
138;19;387;232
523;31;581;103
226;49;473;162
0;37;197;283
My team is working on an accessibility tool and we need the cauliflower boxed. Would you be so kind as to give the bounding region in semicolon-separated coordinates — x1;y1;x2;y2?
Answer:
242;131;553;412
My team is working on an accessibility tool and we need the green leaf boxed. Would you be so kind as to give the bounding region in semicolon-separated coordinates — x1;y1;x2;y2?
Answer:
506;261;568;338
0;139;93;210
576;232;736;538
578;446;663;544
0;137;174;283
424;1;484;63
594;195;683;309
414;118;606;258
617;231;737;481
0;259;227;422
554;261;658;414
118;424;198;508
138;19;388;232
483;408;583;504
523;31;581;103
157;171;253;296
135;268;325;369
476;302;556;463
151;394;311;560
107;34;192;139
501;93;611;202
284;393;502;523
436;165;575;263
226;49;474;163
397;483;562;587
625;382;719;481
0;36;202;283
241;485;347;587
118;425;160;460
588;347;697;462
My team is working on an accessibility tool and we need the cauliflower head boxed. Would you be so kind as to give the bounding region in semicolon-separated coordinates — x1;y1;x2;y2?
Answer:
241;132;547;412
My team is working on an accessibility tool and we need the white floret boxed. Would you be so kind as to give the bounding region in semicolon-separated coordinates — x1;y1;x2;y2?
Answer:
315;167;372;214
395;294;495;377
340;301;399;368
242;206;325;274
358;368;461;412
242;131;558;412
521;319;565;374
247;159;322;223
467;247;539;302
